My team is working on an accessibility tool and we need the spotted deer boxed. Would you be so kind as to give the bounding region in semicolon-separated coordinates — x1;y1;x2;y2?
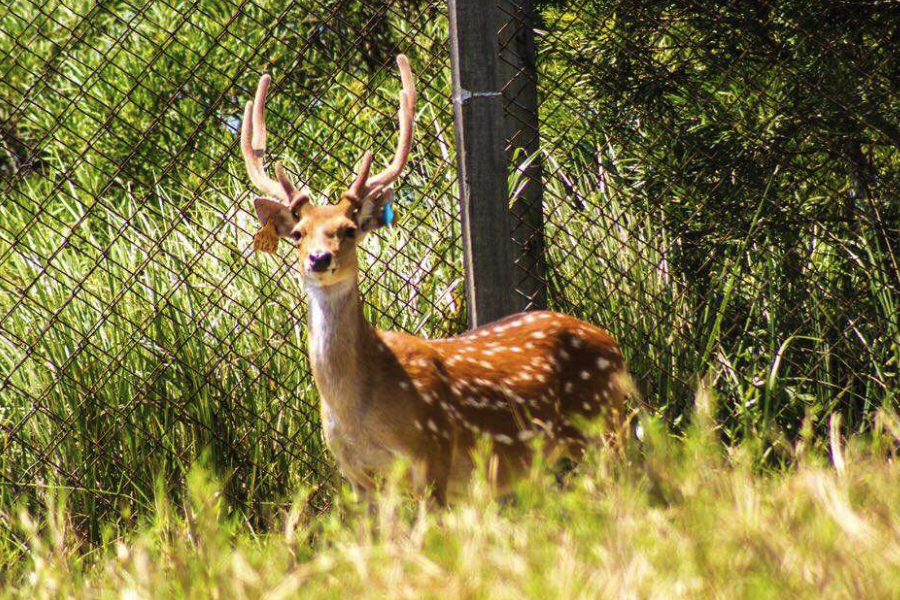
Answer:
241;55;633;504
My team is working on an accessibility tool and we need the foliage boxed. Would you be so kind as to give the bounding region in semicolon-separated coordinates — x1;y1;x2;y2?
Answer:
0;0;461;537
1;0;898;540
532;0;900;437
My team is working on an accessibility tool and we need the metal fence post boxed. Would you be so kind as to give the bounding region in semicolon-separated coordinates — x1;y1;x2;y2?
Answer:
499;0;547;311
448;0;519;328
449;0;547;329
448;0;517;329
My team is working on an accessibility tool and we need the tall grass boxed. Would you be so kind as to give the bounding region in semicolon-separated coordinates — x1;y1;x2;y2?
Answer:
3;403;900;598
535;163;900;448
1;0;465;534
1;0;898;541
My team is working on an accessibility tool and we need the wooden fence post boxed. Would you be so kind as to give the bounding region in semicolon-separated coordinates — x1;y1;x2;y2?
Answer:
448;0;518;328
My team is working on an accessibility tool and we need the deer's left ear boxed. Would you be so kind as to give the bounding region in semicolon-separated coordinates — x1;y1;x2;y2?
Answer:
355;188;395;233
253;197;299;236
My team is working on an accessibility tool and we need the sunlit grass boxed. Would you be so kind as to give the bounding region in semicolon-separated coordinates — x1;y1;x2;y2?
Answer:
2;0;897;552
3;399;900;598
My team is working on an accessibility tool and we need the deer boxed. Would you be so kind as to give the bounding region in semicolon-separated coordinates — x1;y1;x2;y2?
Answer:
240;55;633;504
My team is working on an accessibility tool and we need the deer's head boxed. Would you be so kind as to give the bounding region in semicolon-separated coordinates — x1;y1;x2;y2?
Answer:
241;55;416;287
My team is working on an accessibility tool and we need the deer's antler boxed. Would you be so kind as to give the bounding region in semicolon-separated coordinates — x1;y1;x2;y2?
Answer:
346;54;417;202
241;74;310;211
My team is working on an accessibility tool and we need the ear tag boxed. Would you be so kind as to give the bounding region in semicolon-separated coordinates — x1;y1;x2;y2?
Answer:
381;201;394;227
253;221;279;254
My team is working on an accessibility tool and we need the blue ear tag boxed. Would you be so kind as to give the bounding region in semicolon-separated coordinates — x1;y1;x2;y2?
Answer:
381;202;394;227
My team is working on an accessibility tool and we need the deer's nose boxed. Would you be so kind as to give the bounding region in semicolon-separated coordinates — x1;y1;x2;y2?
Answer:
307;252;333;273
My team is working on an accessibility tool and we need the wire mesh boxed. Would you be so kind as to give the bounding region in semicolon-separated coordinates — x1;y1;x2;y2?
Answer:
505;0;900;439
2;0;899;536
0;0;463;534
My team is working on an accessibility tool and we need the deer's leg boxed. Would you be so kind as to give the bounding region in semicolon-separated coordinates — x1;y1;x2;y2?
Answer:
412;440;452;506
346;469;378;506
556;425;588;460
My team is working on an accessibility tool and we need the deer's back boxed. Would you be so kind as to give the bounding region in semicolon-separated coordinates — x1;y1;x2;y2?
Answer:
371;311;631;494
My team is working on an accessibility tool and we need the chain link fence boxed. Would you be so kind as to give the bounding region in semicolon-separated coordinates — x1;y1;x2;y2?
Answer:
1;0;463;534
506;0;899;437
1;0;898;536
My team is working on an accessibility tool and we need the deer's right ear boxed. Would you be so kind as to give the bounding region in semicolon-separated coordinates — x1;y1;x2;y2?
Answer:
253;197;298;237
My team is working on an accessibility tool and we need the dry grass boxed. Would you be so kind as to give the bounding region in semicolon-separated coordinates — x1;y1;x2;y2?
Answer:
3;402;900;599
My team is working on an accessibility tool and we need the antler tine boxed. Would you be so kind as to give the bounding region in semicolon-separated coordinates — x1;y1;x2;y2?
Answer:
241;74;308;206
366;54;417;189
347;152;374;201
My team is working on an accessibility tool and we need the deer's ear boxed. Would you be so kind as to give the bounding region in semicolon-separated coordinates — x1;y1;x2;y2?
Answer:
355;188;395;233
253;197;298;237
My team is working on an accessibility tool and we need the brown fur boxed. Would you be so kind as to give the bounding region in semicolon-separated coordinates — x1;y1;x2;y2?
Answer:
304;268;630;503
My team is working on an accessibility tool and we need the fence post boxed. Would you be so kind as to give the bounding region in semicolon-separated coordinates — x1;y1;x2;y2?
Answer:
498;0;547;311
448;0;518;328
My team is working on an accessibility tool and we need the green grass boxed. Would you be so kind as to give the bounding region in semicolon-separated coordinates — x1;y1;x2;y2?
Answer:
2;0;898;548
2;401;900;598
1;0;464;534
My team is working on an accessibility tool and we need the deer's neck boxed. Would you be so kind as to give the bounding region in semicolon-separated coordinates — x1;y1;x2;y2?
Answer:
305;276;376;405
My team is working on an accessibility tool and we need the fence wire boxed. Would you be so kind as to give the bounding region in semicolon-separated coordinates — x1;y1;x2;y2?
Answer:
1;0;898;536
506;0;899;437
0;0;462;534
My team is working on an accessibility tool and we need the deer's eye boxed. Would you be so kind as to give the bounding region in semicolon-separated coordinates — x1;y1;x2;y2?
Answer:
344;227;357;239
290;231;303;241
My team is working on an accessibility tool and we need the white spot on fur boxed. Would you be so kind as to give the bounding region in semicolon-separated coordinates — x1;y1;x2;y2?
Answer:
533;331;547;339
399;381;410;390
479;360;493;369
582;402;592;410
494;434;514;445
560;349;570;360
427;419;438;433
565;382;574;393
571;337;583;348
580;370;590;380
414;420;423;431
597;357;610;370
518;430;535;441
510;346;522;353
